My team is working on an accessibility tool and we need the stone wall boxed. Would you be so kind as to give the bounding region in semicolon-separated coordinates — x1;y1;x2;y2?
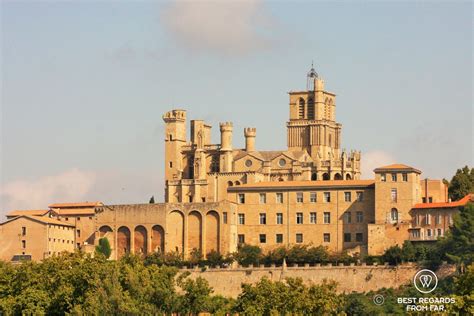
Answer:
179;263;454;298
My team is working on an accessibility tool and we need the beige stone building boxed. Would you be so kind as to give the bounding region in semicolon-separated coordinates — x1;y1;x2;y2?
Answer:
0;215;75;261
0;67;470;261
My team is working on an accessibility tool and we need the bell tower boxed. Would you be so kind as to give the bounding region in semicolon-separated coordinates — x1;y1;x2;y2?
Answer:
287;64;341;160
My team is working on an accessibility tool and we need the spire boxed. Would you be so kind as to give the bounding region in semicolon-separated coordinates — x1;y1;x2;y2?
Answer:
306;62;318;91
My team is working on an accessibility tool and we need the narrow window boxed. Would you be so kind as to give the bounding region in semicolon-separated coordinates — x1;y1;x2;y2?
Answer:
223;212;228;224
238;214;245;225
276;213;283;224
323;233;331;242
428;197;433;203
345;212;352;224
21;227;26;236
310;212;317;224
381;173;386;182
356;211;363;223
22;240;26;248
238;194;245;204
276;234;283;244
324;212;331;224
391;208;399;222
437;228;442;236
402;173;408;182
77;229;81;237
344;233;351;242
391;189;397;202
259;213;267;225
296;233;303;243
425;214;431;225
238;234;245;244
310;192;317;202
296;192;303;203
324;192;331;203
276;193;284;204
356;192;363;202
169;161;173;168
259;234;266;243
392;173;397;182
296;212;303;224
344;192;351;202
427;229;432;237
356;233;363;242
259;193;266;204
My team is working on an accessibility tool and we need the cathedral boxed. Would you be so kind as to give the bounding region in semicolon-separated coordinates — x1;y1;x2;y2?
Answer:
1;66;469;262
163;65;361;204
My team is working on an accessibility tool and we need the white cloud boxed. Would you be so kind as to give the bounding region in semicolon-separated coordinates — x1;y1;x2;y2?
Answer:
160;0;275;56
0;169;96;215
361;150;397;179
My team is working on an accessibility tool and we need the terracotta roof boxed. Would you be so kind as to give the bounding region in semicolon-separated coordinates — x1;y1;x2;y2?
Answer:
412;194;473;209
48;201;102;208
6;209;49;217
374;164;421;174
1;215;75;227
56;208;95;215
228;180;375;191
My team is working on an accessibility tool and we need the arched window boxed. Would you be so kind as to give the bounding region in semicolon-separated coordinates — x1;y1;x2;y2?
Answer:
322;173;330;181
307;97;315;120
346;174;352;180
334;173;342;180
311;173;317;181
391;208;399;222
227;181;233;187
298;98;306;119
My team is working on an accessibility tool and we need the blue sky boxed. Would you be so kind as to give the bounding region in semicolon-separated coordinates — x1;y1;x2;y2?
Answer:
1;0;472;217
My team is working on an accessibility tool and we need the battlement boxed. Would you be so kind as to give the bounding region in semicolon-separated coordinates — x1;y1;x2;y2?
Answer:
219;122;233;131
163;109;186;123
244;127;256;136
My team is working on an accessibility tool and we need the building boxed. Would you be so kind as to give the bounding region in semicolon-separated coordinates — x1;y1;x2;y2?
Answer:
0;66;471;261
0;215;75;261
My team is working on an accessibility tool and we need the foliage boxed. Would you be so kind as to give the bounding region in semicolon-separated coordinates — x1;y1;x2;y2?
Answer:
448;166;474;201
233;244;262;266
95;237;112;259
149;195;155;204
233;277;345;315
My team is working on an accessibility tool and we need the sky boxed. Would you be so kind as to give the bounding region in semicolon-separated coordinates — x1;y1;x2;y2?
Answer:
0;0;472;219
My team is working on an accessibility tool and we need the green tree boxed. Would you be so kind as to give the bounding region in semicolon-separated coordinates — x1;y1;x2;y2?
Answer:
149;196;155;204
95;237;112;259
234;244;262;266
448;166;474;201
437;203;474;265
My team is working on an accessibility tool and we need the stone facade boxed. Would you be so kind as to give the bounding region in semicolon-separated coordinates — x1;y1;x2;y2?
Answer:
1;67;470;262
0;215;75;261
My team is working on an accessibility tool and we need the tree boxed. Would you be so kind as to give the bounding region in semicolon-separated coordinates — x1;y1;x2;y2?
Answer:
437;203;474;266
448;166;474;201
95;237;112;259
149;196;155;204
234;244;262;266
382;245;403;265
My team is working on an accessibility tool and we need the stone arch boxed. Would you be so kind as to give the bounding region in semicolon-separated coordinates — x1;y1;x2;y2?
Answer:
99;225;113;237
206;210;220;254
322;173;330;181
152;225;165;253
334;173;343;180
311;173;317;181
298;98;306;119
134;225;147;256
188;211;202;255
117;226;131;258
168;210;185;254
346;173;352;180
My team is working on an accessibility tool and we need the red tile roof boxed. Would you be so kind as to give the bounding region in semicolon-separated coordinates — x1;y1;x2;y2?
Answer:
48;201;102;208
6;209;49;217
228;180;375;191
374;164;421;174
412;194;473;209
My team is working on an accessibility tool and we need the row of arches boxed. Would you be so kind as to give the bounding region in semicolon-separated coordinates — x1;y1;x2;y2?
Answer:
311;172;353;181
168;210;220;256
99;225;164;258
